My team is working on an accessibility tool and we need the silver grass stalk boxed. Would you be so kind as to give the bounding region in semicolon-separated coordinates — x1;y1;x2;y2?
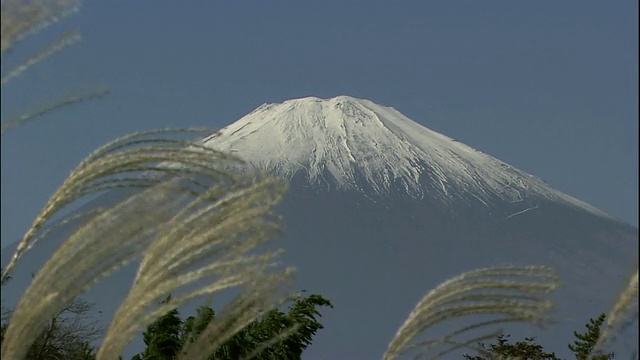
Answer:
0;84;111;134
1;129;234;281
3;3;296;359
178;269;296;360
1;0;107;135
593;269;639;355
1;133;293;359
1;182;182;359
383;266;560;360
1;30;81;85
1;0;80;54
238;323;303;360
97;174;290;357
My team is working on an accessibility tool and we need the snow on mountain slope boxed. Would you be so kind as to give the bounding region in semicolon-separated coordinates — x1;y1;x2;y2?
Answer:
203;96;610;219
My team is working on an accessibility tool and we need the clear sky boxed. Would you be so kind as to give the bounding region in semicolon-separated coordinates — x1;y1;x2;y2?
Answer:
1;0;638;248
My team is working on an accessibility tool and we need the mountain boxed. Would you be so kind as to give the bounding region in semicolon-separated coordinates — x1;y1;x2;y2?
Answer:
201;96;638;358
205;95;608;216
2;96;637;359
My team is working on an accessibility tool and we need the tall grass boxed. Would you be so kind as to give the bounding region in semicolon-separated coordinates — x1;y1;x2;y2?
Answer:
1;1;637;359
383;266;560;360
2;2;295;358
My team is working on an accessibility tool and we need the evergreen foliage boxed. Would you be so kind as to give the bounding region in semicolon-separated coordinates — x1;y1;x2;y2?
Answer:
133;308;183;360
131;293;332;360
463;314;617;360
568;314;614;360
464;334;562;360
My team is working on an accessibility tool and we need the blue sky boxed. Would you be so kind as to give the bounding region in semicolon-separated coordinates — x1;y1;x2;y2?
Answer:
1;0;638;248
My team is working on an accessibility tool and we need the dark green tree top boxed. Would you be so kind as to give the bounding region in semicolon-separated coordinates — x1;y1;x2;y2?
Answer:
463;334;562;360
132;296;183;360
131;293;332;360
209;293;333;360
568;313;613;360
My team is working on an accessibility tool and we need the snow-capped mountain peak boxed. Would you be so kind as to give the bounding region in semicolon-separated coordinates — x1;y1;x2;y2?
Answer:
204;96;609;218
